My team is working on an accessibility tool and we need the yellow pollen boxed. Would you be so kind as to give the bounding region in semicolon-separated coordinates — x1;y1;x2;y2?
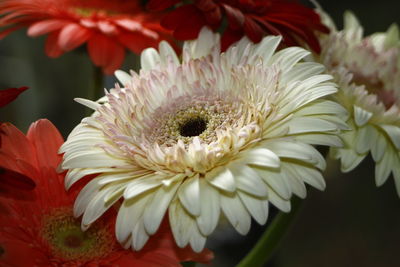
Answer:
150;100;239;146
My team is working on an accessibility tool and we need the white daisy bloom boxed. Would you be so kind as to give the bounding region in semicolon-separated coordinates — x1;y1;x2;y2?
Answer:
319;11;400;194
60;27;346;252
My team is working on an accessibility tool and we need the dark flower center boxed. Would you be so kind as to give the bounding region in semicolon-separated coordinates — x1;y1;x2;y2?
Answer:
40;208;115;261
64;234;84;248
0;245;4;256
179;117;208;137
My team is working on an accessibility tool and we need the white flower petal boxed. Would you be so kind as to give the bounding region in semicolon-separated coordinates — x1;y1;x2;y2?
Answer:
267;187;291;212
169;199;194;248
262;140;326;170
140;47;160;71
197;179;220;236
143;182;180;235
178;174;201;216
205;166;236;192
74;98;101;110
371;131;387;162
115;70;132;85
240;148;280;169
229;164;269;197
253;166;291;200
238;191;269;225
74;177;103;218
353;105;373;127
131;220;149;251
116;194;152;243
220;193;251;235
380;125;400;150
375;148;395;186
123;176;162;199
355;125;377;154
82;184;123;226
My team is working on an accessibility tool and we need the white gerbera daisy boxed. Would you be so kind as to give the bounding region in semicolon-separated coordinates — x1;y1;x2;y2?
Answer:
60;27;346;252
319;11;400;194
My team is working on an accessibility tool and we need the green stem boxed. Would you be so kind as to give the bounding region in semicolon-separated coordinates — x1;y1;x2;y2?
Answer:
236;197;302;267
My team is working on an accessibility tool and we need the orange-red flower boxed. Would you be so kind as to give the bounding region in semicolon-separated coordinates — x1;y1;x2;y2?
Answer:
0;119;213;266
0;0;175;74
148;0;329;51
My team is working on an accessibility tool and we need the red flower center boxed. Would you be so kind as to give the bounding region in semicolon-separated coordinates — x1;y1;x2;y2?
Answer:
40;208;116;261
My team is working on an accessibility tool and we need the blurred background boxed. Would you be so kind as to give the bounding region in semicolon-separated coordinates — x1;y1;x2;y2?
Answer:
1;0;400;266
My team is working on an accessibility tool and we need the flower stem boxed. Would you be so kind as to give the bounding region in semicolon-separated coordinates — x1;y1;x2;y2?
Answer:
235;197;302;267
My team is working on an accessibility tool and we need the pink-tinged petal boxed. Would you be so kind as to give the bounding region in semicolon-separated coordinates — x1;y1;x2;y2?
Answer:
58;23;92;51
0;86;28;108
115;19;142;32
26;119;64;170
27;19;68;37
97;21;118;35
87;34;125;74
45;31;64;58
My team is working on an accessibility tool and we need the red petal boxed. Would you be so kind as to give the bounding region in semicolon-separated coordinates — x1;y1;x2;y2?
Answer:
0;86;28;108
222;4;245;30
0;123;37;172
161;5;206;40
45;31;64;58
0;168;35;191
26;119;64;170
87;34;125;74
221;28;243;51
243;17;264;43
118;32;158;54
162;5;206;40
0;239;46;266
147;0;179;11
0;25;22;40
27;19;69;37
58;23;92;51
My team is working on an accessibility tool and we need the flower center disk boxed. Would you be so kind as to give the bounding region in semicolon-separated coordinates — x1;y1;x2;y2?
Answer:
40;208;114;261
179;116;208;137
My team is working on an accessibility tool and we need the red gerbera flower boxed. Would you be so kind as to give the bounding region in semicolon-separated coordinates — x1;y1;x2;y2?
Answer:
0;0;175;74
0;119;213;266
147;0;329;52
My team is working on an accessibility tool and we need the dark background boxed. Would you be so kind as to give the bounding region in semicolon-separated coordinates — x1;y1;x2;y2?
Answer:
1;1;400;266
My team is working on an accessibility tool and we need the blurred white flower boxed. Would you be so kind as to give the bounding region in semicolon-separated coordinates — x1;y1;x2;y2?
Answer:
319;11;400;194
60;27;346;252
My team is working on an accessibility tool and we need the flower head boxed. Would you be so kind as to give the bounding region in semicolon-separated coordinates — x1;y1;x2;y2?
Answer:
318;11;400;195
0;0;174;74
147;0;329;51
60;27;346;252
0;119;212;266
